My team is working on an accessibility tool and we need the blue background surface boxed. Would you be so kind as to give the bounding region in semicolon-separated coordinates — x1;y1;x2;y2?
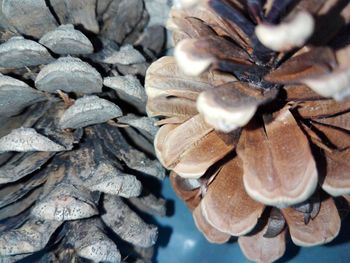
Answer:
155;177;350;263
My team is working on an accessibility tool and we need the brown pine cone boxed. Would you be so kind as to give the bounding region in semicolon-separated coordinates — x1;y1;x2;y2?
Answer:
146;1;350;262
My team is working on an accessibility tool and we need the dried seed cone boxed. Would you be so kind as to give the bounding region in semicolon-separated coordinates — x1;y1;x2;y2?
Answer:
146;0;350;262
0;0;169;262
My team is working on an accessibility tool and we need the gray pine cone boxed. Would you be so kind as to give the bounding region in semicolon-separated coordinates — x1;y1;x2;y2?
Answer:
0;0;170;262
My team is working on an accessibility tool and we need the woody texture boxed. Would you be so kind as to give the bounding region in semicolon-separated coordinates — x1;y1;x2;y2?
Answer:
0;0;172;262
146;0;350;262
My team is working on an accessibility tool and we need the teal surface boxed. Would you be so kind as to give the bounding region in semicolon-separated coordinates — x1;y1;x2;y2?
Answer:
155;177;350;263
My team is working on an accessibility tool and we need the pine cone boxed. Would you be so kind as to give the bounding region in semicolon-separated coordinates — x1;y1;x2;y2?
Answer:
146;1;350;262
0;0;169;262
